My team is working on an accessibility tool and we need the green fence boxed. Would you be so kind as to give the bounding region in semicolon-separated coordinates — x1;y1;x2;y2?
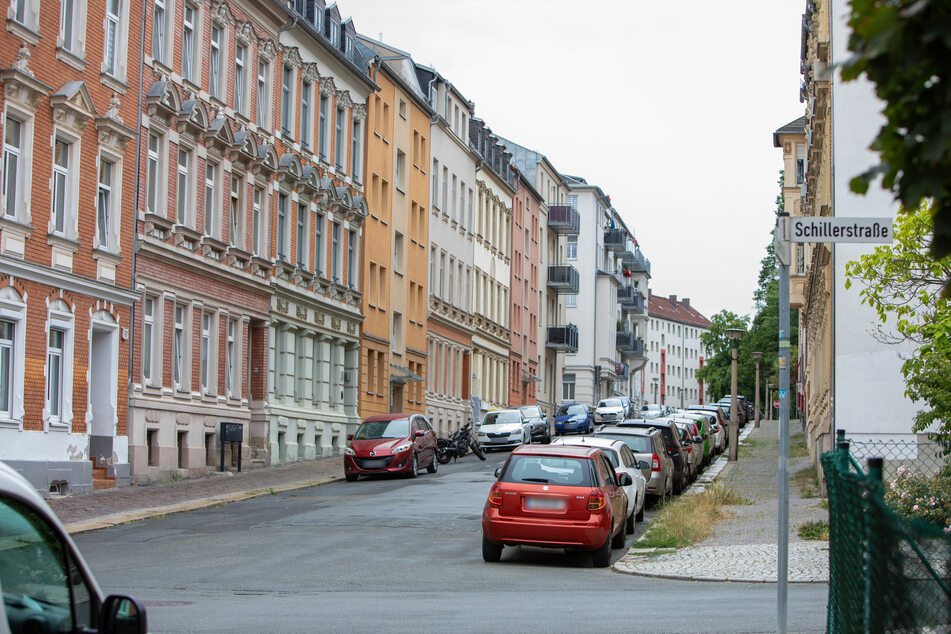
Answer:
821;436;951;633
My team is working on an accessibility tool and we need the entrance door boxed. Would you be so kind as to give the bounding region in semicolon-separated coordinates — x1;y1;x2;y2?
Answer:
88;316;118;464
390;382;404;413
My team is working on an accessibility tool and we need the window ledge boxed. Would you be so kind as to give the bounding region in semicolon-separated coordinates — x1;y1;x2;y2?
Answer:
56;47;88;71
6;19;40;46
100;72;129;95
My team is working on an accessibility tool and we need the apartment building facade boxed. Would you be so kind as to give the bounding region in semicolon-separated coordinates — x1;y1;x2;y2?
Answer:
357;37;430;418
643;293;712;407
0;0;141;493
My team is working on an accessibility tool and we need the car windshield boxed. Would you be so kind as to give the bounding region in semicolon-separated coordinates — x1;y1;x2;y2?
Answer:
596;433;652;453
502;455;593;486
483;411;521;425
354;418;410;439
558;404;586;416
598;399;622;408
518;406;543;417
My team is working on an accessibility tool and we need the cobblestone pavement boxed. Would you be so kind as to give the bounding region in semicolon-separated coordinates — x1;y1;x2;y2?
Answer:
48;457;344;534
613;419;830;583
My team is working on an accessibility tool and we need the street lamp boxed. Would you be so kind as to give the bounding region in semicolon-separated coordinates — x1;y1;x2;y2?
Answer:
725;327;745;461
752;351;763;428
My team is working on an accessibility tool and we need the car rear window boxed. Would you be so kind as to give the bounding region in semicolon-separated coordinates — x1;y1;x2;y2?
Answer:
483;411;521;425
501;455;594;487
595;433;652;453
519;406;544;417
558;404;586;416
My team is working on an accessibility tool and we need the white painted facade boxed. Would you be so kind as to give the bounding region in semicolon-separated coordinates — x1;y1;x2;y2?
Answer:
642;297;712;408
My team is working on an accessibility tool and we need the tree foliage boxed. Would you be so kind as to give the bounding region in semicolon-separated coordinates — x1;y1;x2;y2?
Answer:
842;0;951;290
844;202;951;437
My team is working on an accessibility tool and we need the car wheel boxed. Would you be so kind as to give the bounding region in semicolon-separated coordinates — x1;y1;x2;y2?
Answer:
635;503;645;522
592;534;612;568
345;473;358;482
612;521;627;548
673;473;683;495
625;509;635;534
482;535;503;562
409;454;419;478
426;453;438;474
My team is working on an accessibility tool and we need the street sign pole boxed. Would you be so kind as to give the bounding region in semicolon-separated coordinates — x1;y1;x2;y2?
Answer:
775;212;791;634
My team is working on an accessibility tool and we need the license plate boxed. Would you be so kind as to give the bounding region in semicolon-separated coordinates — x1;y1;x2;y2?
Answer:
525;496;566;510
361;460;385;469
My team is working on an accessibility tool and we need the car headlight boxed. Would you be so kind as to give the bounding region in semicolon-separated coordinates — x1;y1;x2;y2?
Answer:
394;443;412;453
344;447;355;456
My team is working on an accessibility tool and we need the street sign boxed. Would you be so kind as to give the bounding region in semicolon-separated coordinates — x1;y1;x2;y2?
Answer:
790;217;893;243
774;399;780;409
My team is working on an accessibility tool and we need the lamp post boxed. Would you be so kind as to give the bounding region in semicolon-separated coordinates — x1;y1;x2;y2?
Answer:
725;327;745;461
752;352;763;428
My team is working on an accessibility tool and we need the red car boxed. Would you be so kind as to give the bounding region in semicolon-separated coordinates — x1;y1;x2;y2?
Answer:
344;414;438;481
481;444;631;567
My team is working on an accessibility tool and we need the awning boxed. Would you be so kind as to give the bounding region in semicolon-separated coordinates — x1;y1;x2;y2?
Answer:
390;363;423;384
520;371;541;383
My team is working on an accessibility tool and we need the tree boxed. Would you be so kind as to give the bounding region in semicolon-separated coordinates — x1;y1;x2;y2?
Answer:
845;202;951;438
697;310;750;400
842;0;951;292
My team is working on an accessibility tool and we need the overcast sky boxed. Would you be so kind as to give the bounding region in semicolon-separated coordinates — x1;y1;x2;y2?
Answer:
343;0;807;320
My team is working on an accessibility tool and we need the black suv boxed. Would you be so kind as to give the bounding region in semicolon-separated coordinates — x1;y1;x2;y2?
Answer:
515;404;552;444
611;418;688;494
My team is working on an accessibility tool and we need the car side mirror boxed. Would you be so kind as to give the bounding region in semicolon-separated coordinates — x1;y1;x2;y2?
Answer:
101;595;147;634
494;466;502;478
637;460;650;470
347;434;354;441
617;473;633;486
415;430;425;437
695;438;703;444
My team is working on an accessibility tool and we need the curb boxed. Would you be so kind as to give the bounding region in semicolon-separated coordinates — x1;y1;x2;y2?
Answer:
64;475;342;535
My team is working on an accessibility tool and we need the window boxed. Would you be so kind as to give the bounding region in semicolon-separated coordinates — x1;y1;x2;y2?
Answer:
562;373;576;402
226;318;236;397
142;296;155;384
295;202;306;267
351;116;362;182
330;19;339;46
209;26;222;100
200;312;211;394
566;294;576;308
347;229;357;288
331;221;340;281
51;139;70;235
396;149;405;191
398;99;407;119
176;148;191;225
173;304;185;389
234;44;246;115
229;175;242;246
96;158;113;249
277;192;288;262
152;0;167;63
334;106;345;170
314;212;324;276
280;65;293;137
182;3;196;82
431;159;439;209
103;0;120;76
256;59;269;129
3;116;22;220
59;0;79;54
251;187;263;255
0;319;14;419
393;231;403;274
318;93;328;160
46;328;65;422
145;133;161;216
300;80;312;149
204;161;217;236
566;236;578;260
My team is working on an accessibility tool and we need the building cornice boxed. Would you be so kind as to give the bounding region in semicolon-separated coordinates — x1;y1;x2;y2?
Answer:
0;254;139;306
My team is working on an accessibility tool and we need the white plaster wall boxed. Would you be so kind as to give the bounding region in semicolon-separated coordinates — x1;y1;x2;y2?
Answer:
0;429;90;461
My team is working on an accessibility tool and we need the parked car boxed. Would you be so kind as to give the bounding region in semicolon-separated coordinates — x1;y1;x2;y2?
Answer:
477;409;534;450
594;426;673;504
640;403;666;419
554;403;595;435
682;410;721;458
717;397;749;427
672;412;713;465
551;435;648;525
594;398;627;425
673;421;703;482
481;444;631;567
690;404;731;450
0;460;148;634
345;414;438;481
618;396;634;418
614;419;688;494
516;404;552;444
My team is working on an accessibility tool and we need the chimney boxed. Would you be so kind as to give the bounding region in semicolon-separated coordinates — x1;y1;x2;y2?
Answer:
669;294;677;304
682;298;690;309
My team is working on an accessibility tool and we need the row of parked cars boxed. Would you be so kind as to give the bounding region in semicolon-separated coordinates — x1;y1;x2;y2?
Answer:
481;401;736;567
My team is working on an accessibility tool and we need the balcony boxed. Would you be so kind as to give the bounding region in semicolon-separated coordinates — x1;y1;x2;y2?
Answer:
625;251;651;277
548;204;580;235
604;229;625;251
615;362;630;380
621;290;646;315
547;264;580;294
616;331;645;358
546;325;579;353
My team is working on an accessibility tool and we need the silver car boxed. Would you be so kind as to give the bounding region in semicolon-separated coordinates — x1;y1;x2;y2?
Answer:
595;398;626;424
477;409;533;450
595;426;673;504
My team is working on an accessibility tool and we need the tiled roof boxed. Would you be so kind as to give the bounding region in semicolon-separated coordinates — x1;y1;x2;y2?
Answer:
647;292;712;329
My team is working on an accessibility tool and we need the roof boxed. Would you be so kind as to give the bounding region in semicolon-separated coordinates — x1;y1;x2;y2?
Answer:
648;292;712;329
512;444;602;459
772;115;807;147
550;436;626;451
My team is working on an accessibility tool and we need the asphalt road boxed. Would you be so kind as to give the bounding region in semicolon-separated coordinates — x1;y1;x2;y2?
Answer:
74;450;827;633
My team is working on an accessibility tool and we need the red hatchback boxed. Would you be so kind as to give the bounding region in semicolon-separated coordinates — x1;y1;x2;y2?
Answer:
344;414;438;481
481;444;631;567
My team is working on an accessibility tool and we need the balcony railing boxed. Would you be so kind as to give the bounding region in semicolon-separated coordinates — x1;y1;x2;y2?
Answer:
615;362;630;380
548;204;580;235
616;329;635;352
604;229;625;251
626;251;651;277
620;290;646;315
546;325;579;353
547;264;580;294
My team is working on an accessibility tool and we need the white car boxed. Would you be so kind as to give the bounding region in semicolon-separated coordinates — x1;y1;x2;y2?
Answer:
594;398;627;424
0;460;148;633
550;436;648;530
477;409;533;450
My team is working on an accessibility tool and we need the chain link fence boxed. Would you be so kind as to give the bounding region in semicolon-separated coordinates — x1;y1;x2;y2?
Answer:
822;433;951;633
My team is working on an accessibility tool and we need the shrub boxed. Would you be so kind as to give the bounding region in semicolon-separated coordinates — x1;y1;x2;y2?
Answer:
883;466;951;531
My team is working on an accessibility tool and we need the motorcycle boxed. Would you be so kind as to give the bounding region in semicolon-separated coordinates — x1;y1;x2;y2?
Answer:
436;421;486;464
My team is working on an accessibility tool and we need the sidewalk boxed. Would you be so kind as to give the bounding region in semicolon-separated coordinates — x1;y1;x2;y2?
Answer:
48;457;344;534
613;419;830;583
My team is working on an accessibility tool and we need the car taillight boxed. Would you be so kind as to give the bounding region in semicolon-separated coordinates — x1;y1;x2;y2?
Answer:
686;445;692;454
651;453;661;471
488;484;503;507
588;491;606;511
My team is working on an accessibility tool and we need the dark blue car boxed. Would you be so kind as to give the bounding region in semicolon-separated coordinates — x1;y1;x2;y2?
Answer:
554;403;594;435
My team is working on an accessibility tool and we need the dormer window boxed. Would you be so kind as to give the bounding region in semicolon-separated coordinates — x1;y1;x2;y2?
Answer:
330;21;339;47
344;33;352;56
